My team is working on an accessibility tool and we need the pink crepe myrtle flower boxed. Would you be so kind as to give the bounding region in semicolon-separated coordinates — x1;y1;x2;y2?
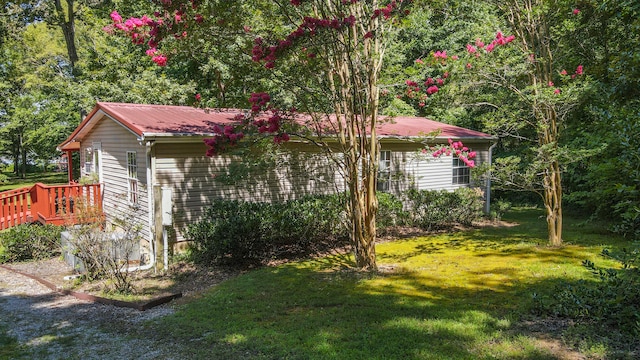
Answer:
554;88;561;94
151;54;167;66
573;8;580;14
426;85;439;95
110;10;122;23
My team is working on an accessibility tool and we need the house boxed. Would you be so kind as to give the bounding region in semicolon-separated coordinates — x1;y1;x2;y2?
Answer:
59;102;496;269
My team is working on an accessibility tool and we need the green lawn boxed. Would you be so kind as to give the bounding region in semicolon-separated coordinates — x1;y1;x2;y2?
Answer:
149;208;627;359
0;172;68;192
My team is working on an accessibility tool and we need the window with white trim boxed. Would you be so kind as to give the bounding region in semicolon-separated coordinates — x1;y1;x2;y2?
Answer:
377;150;391;192
126;151;138;204
452;157;470;185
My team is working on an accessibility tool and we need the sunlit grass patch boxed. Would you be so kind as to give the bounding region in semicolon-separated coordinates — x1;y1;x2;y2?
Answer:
148;208;627;359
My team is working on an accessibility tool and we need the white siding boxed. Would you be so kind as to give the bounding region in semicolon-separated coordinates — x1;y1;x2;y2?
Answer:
80;116;151;257
382;141;491;196
153;142;344;242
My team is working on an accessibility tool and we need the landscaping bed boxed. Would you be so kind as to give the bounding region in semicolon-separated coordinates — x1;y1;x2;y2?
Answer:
2;257;241;306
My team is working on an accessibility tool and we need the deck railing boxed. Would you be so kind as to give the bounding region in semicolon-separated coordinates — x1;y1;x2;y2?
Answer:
0;187;31;230
29;183;103;226
0;183;102;230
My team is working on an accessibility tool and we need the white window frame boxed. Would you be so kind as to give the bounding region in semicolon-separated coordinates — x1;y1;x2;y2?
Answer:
126;151;139;204
452;157;470;185
377;150;392;192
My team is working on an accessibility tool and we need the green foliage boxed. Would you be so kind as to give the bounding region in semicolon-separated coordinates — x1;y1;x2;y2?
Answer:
533;244;640;338
405;187;484;230
0;224;63;263
376;192;407;229
186;189;487;266
185;194;349;266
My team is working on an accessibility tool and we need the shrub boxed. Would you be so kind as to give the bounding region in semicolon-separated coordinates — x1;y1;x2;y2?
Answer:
376;192;407;230
186;194;348;266
404;188;484;230
64;199;141;294
0;224;63;263
532;244;640;337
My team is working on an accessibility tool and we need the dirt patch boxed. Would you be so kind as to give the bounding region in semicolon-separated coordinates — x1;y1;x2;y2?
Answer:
3;258;241;304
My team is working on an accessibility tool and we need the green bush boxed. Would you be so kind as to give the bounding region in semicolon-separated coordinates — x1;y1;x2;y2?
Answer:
186;194;348;266
533;244;640;337
0;224;63;263
405;188;484;230
376;192;408;230
186;189;485;266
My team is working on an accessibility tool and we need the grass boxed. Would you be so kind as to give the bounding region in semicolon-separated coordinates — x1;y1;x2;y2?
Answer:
0;323;25;360
148;208;629;359
0;171;67;192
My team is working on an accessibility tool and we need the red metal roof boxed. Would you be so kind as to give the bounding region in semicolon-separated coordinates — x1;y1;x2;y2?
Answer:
60;102;493;149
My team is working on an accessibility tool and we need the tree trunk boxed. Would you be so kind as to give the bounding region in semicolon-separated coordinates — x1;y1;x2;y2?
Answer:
54;0;78;71
543;160;563;246
19;133;26;178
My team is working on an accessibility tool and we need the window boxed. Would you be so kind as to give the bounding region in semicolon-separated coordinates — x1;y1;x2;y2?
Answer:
452;157;470;185
126;151;138;204
377;150;391;192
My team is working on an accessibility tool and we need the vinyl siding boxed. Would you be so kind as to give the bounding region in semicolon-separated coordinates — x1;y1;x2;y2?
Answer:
154;140;491;244
382;141;490;196
153;141;345;242
80;116;151;256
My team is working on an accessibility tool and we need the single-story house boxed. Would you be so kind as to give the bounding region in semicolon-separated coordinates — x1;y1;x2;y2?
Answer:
59;102;496;269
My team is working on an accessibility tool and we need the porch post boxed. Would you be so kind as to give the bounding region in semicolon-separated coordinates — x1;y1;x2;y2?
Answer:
66;150;74;183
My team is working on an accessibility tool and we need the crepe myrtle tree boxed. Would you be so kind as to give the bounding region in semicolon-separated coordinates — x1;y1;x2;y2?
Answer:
106;0;477;270
472;0;589;247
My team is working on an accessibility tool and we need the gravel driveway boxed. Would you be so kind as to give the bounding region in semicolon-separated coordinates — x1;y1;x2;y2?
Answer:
0;266;179;359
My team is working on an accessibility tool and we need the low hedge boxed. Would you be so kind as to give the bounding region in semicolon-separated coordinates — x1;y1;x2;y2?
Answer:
187;188;485;266
186;194;349;266
0;224;63;263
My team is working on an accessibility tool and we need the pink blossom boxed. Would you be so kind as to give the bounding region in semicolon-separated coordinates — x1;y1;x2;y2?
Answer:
110;10;122;23
560;69;568;76
426;85;439;95
364;31;373;39
575;64;583;75
433;50;447;59
152;54;167;66
485;42;495;52
195;93;201;101
145;48;157;56
405;80;418;87
468;151;476;159
505;35;515;43
475;38;485;48
466;63;472;69
291;0;301;5
415;58;424;64
554;88;561;94
451;55;459;60
466;44;477;54
573;8;580;14
548;81;554;87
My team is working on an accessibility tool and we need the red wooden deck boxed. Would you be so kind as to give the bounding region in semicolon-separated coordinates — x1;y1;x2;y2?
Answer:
0;183;102;230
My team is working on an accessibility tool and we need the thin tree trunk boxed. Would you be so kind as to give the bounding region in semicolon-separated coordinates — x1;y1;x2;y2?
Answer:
54;0;78;70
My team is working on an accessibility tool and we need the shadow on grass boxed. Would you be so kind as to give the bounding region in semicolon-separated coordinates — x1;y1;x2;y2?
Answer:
148;260;603;359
